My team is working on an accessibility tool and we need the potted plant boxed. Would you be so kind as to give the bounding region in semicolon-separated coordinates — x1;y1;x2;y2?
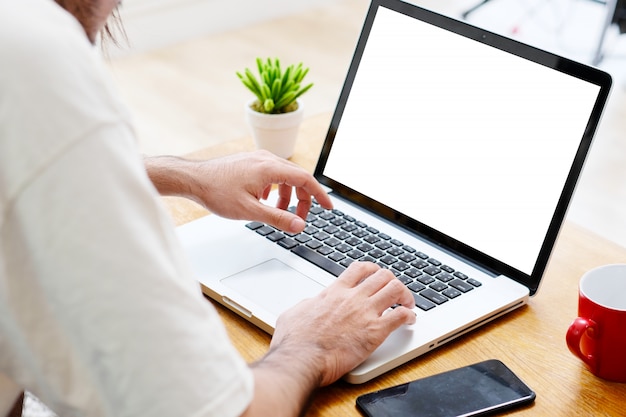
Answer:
237;57;313;158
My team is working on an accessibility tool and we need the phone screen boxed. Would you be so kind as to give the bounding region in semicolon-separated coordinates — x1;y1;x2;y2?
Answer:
356;360;536;417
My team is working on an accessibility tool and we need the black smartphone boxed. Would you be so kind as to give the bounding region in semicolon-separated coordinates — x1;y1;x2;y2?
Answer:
356;359;536;417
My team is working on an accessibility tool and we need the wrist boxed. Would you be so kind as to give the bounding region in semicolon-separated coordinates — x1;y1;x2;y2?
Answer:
246;344;325;417
144;155;208;204
259;343;325;388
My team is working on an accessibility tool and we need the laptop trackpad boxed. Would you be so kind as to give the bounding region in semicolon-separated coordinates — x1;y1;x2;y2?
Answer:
220;259;325;316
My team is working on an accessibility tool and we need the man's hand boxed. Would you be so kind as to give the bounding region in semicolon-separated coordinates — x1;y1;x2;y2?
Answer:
242;261;416;417
270;261;417;386
144;150;332;233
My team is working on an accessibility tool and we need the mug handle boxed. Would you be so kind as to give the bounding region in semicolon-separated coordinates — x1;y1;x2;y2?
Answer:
566;317;597;370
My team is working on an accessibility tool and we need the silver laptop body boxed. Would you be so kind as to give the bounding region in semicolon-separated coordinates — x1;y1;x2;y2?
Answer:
177;0;611;384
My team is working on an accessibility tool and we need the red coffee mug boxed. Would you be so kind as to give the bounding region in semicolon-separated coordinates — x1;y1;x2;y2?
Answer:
566;264;626;382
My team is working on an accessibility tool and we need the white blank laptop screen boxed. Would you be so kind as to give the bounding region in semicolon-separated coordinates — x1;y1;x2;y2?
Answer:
323;7;601;275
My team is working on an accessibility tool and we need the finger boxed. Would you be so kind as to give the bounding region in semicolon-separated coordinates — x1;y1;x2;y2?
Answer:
369;278;416;311
354;267;398;297
269;162;332;211
293;194;313;220
255;204;306;233
294;181;333;211
352;267;415;310
275;184;293;211
334;261;381;288
379;305;417;327
261;184;272;200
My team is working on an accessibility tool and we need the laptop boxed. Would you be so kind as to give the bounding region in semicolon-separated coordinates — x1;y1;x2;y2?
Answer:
176;0;611;384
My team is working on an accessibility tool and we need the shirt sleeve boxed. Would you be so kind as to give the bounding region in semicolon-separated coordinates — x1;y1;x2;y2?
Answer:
5;122;254;417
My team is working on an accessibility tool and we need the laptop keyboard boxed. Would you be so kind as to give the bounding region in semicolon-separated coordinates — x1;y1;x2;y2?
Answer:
245;201;482;311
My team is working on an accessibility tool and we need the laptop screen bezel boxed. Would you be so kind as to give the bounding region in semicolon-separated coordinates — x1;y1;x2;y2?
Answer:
313;0;612;295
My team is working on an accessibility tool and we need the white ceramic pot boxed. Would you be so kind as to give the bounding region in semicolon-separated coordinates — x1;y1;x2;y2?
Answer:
244;99;304;159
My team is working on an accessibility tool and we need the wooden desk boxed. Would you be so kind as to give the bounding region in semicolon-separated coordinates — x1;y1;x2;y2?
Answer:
164;113;626;416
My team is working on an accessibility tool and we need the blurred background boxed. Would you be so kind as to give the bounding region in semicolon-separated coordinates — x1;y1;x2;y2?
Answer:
106;0;626;249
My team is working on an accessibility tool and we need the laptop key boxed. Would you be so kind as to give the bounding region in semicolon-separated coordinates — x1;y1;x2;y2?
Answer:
256;225;275;236
313;231;330;241
306;240;323;250
312;220;327;228
278;237;298;249
364;235;381;244
295;234;312;243
441;265;455;273
393;261;410;271
408;282;426;292
347;249;365;259
325;237;341;247
266;231;285;242
436;272;454;283
399;253;416;263
417;275;435;285
428;258;442;266
449;279;474;293
411;259;429;269
404;268;422;278
423;265;441;276
443;288;462;299
398;275;413;285
335;243;352;253
303;226;318;235
468;278;483;287
357;243;374;252
245;221;264;230
292;245;345;277
331;218;347;226
329;252;346;262
324;225;340;234
380;255;397;265
317;245;334;256
334;231;351;240
413;294;436;311
402;245;416;253
340;258;355;268
454;271;469;280
376;241;393;250
420;288;448;305
429;281;448;292
387;247;404;256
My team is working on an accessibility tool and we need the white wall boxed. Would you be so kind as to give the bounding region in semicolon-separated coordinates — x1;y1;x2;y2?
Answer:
114;0;333;57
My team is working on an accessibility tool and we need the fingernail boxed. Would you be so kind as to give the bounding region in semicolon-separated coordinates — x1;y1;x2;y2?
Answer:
290;217;306;232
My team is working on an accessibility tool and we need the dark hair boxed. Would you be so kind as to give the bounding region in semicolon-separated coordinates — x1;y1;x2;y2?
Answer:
102;6;127;48
54;1;127;50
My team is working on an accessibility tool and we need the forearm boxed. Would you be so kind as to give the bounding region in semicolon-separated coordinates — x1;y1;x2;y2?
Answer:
242;345;323;417
143;150;332;233
143;155;209;206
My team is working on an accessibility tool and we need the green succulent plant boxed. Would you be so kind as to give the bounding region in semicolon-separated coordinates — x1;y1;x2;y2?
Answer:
237;57;313;114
